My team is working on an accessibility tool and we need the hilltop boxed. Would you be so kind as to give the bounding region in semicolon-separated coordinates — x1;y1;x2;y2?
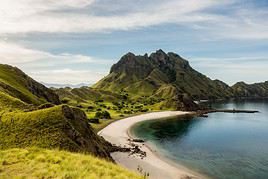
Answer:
232;81;268;98
0;64;60;105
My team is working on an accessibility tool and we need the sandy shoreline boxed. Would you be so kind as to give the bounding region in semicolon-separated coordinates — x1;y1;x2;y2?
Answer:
98;111;207;179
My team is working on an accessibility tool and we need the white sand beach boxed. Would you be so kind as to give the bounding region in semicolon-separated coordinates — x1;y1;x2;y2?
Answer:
98;111;207;179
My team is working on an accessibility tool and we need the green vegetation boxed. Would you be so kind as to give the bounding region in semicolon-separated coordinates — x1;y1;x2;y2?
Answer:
95;110;111;119
0;105;113;159
1;51;267;178
0;91;29;113
0;148;142;179
54;86;159;131
93;50;228;110
93;50;268;111
0;64;143;178
0;64;60;105
232;81;268;98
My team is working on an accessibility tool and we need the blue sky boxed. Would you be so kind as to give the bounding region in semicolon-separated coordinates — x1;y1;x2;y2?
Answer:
0;0;267;85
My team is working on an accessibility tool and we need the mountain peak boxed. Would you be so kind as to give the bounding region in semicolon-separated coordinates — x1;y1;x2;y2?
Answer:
124;52;136;57
149;49;168;62
235;81;247;86
156;49;166;54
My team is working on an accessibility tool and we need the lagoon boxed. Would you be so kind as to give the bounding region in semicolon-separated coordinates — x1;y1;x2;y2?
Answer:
131;100;268;179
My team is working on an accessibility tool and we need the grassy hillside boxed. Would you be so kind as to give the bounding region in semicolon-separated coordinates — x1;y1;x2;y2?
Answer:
232;81;268;98
53;87;156;131
0;105;114;159
55;86;121;104
0;64;144;178
0;91;29;113
0;148;142;179
93;50;229;100
93;50;231;110
0;64;60;105
93;50;268;110
0;64;115;159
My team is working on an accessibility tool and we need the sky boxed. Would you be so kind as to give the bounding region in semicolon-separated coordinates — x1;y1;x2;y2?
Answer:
0;0;267;86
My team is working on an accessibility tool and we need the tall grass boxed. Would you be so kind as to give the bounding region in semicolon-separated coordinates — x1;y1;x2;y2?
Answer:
0;148;142;179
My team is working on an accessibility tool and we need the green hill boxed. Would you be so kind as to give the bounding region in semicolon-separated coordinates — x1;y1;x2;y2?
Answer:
0;91;29;113
232;81;268;98
0;64;143;178
0;64;115;160
55;86;121;103
0;105;114;159
0;64;60;105
93;50;233;110
94;50;231;100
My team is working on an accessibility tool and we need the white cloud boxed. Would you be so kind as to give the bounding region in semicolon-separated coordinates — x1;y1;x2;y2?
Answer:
0;41;111;65
0;0;267;84
0;0;266;40
0;41;111;84
0;0;215;33
29;68;104;84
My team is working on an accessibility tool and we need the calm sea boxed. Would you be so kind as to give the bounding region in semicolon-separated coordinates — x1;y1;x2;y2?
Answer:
131;100;268;179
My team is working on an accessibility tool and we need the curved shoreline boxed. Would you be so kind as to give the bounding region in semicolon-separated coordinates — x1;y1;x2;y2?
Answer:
127;125;209;179
98;111;207;179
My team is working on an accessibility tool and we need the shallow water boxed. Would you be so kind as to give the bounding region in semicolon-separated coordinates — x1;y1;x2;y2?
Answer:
131;100;268;179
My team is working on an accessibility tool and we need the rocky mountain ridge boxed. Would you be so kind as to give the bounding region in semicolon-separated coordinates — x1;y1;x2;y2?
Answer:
94;50;267;110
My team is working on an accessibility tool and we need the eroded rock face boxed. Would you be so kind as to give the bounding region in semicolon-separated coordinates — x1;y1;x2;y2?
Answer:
110;52;154;79
62;105;114;160
26;76;61;104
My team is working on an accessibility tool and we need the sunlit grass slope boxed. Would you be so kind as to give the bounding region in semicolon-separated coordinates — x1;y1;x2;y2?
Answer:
0;64;60;105
0;91;29;113
0;105;112;159
0;148;142;179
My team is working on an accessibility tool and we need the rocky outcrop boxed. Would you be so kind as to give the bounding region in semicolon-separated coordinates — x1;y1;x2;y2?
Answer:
61;105;114;159
25;75;61;104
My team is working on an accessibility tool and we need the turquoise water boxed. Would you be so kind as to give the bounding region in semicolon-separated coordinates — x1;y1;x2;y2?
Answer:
131;100;268;179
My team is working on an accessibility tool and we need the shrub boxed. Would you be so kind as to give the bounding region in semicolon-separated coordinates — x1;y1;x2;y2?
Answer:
37;103;55;109
112;102;120;106
121;94;128;100
88;118;100;124
87;106;94;110
94;111;111;119
140;109;149;112
76;104;83;108
61;98;70;104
